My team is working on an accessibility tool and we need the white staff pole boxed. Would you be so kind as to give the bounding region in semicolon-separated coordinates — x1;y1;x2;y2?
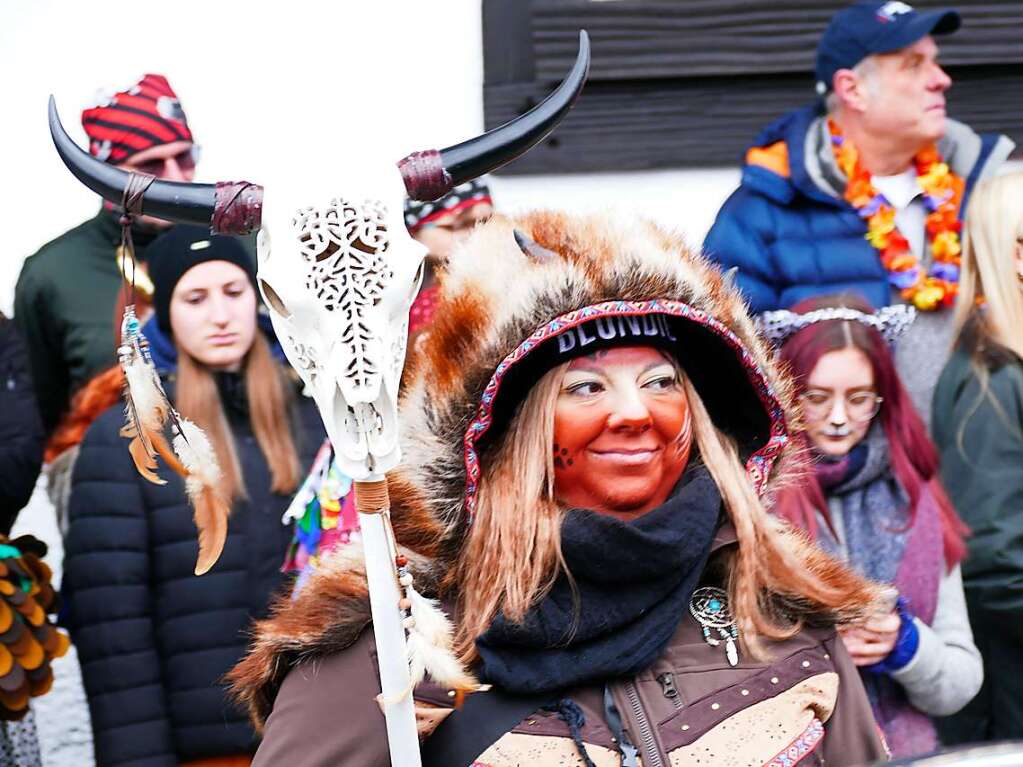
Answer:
354;478;422;767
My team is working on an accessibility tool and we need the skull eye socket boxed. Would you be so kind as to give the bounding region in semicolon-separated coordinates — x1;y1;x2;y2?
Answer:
260;279;292;319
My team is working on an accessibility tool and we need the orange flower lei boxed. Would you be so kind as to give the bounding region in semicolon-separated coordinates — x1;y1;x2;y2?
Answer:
828;119;965;311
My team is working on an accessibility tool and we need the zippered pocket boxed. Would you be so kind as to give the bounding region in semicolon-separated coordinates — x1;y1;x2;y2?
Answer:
656;672;683;711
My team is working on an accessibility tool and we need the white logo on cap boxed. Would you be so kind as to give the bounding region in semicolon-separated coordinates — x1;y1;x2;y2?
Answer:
878;1;914;21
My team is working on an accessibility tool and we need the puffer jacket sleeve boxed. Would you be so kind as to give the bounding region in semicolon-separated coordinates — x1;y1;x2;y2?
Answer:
64;407;177;767
14;266;71;435
0;316;44;533
702;189;783;314
820;632;889;765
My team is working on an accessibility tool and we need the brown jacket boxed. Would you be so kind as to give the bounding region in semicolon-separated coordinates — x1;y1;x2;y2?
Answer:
247;532;887;767
232;212;889;765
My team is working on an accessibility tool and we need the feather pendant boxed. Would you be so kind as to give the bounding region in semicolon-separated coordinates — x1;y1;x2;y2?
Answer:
171;419;230;575
377;578;484;708
404;582;480;693
119;355;172;485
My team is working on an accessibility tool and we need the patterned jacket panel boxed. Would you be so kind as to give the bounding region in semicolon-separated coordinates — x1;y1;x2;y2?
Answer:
471;617;882;767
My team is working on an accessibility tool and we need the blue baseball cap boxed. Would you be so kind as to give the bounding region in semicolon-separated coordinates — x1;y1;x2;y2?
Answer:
815;1;960;94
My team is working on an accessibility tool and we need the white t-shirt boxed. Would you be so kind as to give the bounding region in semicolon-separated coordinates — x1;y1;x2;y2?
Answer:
872;168;926;259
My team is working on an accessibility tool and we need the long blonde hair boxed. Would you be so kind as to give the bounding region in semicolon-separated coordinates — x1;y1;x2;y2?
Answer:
954;171;1023;362
453;359;880;662
176;332;301;500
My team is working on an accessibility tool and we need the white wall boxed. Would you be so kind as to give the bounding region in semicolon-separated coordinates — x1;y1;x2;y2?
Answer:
0;0;741;316
7;2;1015;317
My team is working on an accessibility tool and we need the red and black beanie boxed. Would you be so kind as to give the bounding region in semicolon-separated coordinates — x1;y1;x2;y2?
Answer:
81;74;193;164
404;178;492;234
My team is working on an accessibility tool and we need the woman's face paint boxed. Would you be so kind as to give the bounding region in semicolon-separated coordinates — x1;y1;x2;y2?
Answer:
803;346;876;458
552;345;691;521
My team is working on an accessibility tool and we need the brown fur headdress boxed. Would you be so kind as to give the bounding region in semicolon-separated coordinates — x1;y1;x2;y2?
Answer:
401;210;796;537
230;210;813;724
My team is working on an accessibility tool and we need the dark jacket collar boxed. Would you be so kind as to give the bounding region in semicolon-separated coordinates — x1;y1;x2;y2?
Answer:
93;207;163;251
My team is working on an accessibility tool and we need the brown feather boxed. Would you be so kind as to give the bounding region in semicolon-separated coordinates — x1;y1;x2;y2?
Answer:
193;486;230;576
122;431;165;485
150;430;189;477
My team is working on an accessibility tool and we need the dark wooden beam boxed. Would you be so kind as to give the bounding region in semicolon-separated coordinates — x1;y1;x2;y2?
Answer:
482;0;535;86
532;0;1023;80
485;65;1022;173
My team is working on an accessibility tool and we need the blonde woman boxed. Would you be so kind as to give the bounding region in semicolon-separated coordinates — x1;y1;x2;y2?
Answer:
63;226;325;766
231;212;889;766
933;171;1023;744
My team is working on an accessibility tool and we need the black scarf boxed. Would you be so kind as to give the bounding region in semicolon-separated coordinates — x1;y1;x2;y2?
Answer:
475;465;721;694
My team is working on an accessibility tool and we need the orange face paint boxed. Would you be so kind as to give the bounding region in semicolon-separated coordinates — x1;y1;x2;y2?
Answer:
552;346;691;521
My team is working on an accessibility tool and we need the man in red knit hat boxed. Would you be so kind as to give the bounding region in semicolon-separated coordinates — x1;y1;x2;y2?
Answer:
15;74;199;434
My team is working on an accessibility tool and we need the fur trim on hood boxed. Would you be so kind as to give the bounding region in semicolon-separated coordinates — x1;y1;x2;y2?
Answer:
229;211;877;728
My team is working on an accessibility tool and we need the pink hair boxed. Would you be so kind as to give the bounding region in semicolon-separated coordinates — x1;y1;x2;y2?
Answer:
773;294;967;569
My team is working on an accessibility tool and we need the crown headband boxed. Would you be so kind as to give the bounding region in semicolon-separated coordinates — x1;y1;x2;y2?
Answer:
757;304;916;346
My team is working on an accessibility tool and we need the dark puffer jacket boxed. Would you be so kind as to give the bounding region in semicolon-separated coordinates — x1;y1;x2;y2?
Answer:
0;315;44;534
63;371;324;767
702;104;1012;314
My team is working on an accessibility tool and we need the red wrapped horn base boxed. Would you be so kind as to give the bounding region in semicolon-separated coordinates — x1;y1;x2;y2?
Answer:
398;149;453;202
213;181;263;235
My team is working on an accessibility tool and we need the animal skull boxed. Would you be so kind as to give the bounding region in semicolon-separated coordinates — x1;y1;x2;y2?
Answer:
47;30;589;482
256;165;427;479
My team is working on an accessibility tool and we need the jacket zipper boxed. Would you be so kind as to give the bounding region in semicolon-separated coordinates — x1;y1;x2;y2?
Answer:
620;680;667;767
656;672;683;711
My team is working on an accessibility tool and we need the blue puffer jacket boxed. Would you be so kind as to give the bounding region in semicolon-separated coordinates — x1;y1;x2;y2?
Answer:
63;358;324;766
703;104;1011;314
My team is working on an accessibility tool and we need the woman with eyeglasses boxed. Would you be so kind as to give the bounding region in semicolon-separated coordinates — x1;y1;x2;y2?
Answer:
768;294;980;758
932;172;1023;745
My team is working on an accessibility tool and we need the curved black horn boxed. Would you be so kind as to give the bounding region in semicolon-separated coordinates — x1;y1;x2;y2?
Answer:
400;30;590;201
48;96;262;234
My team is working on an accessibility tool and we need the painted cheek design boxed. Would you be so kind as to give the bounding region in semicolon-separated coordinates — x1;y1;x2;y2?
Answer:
552;444;573;468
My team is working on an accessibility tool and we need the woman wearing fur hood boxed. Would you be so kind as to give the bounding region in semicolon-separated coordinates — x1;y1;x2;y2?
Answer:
231;211;889;766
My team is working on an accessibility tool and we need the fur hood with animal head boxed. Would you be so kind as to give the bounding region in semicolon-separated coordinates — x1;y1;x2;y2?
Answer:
230;210;879;726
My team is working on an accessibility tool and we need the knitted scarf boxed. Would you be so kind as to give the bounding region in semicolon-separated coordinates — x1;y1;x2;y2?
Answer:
475;465;721;694
814;426;943;757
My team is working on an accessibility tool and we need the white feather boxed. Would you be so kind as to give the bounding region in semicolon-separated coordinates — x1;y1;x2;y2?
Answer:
405;629;478;691
172;418;223;494
406;583;454;649
404;581;481;692
123;356;167;431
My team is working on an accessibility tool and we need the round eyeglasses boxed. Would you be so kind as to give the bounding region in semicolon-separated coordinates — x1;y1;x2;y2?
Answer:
799;390;883;422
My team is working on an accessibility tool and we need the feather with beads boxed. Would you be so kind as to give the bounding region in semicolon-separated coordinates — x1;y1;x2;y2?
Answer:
119;354;172;485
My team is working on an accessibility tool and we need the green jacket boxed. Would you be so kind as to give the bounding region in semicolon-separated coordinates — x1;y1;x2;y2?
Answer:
14;211;160;433
932;343;1023;613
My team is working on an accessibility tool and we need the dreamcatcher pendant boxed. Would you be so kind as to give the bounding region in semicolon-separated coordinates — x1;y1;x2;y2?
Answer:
689;586;740;667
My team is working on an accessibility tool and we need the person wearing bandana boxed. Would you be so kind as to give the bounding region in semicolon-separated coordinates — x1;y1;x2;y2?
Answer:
403;179;494;338
14;74;199;435
230;212;888;767
703;2;1014;427
766;295;979;758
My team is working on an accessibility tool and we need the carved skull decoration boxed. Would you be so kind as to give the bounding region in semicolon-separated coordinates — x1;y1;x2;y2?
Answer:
48;31;589;482
256;165;427;479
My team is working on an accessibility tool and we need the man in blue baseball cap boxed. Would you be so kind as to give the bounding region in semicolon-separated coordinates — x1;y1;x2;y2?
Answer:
703;1;1013;427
